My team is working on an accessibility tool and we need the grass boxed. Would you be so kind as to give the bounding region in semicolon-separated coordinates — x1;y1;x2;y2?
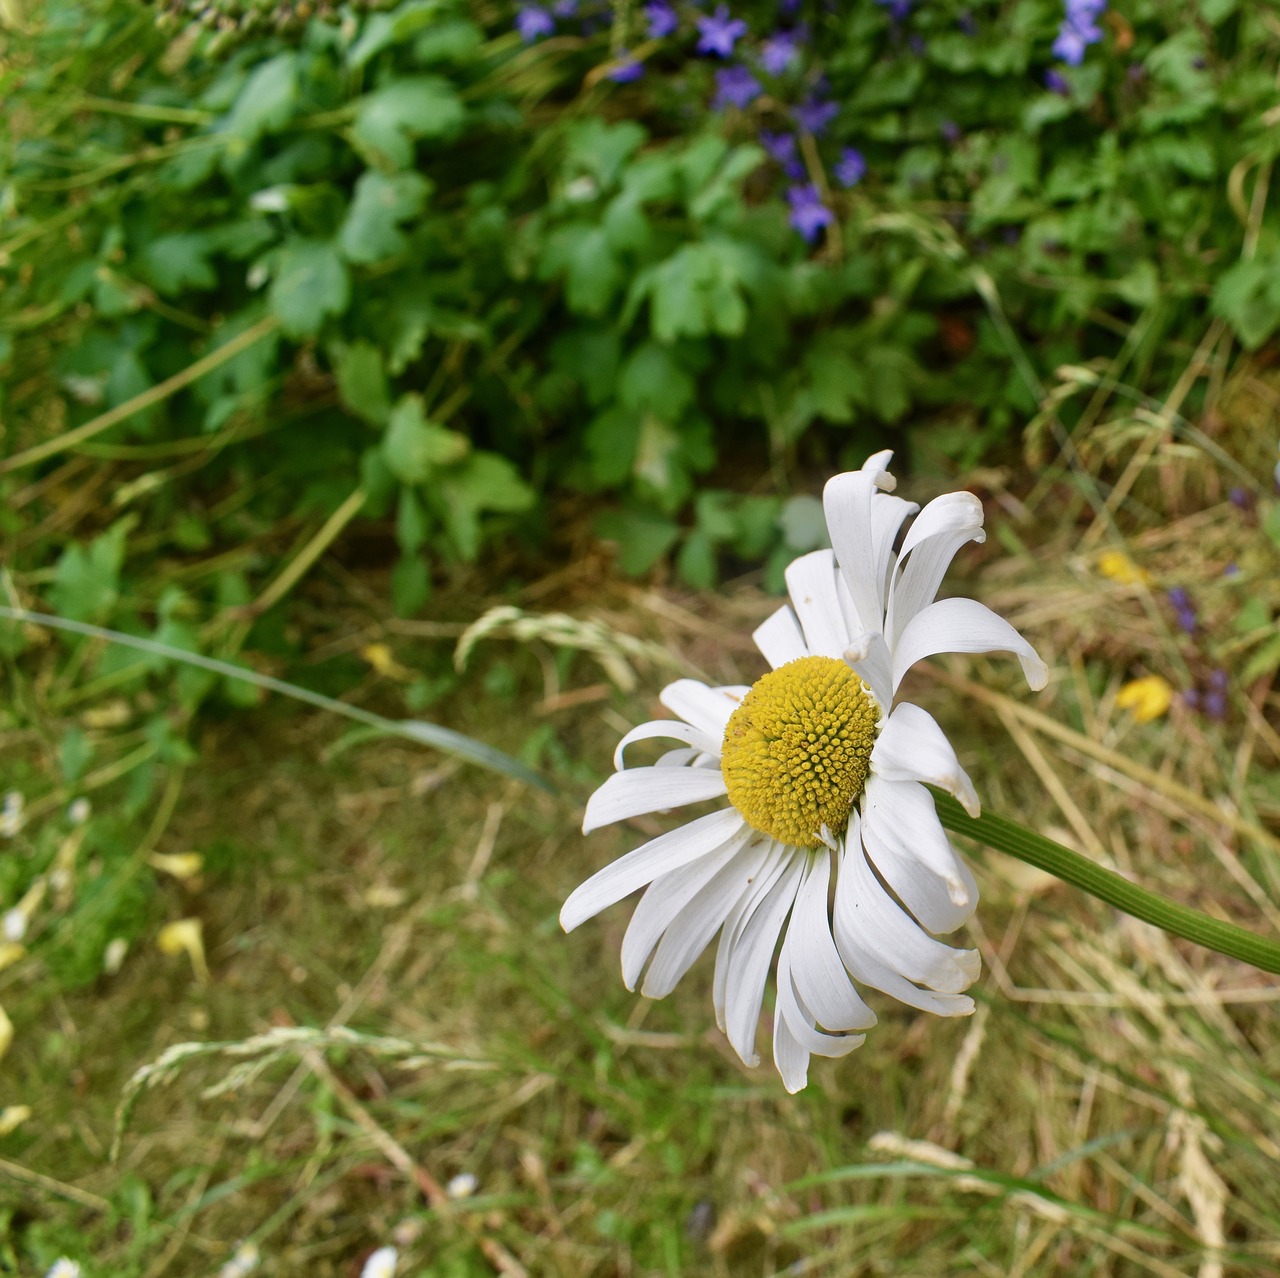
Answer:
3;395;1280;1275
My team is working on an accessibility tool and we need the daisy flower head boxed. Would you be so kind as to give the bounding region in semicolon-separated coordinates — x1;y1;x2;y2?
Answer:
562;452;1047;1092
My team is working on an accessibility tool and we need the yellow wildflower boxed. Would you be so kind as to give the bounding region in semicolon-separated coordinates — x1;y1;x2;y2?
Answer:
1116;675;1173;723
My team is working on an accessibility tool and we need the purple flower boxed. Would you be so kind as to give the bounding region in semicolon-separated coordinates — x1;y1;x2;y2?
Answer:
1044;68;1070;94
1177;608;1198;635
759;129;805;178
761;29;802;75
876;0;912;20
1223;561;1239;577
794;94;838;134
1167;587;1191;612
780;0;802;12
1204;689;1228;719
712;65;762;110
1228;486;1251;510
1183;687;1201;711
1053;0;1105;65
515;5;554;40
608;52;644;82
552;0;577;15
834;147;866;188
696;5;748;57
1209;669;1229;692
787;183;833;243
645;0;678;39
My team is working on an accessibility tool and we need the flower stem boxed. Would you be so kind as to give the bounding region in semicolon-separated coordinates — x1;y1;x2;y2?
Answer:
931;789;1280;976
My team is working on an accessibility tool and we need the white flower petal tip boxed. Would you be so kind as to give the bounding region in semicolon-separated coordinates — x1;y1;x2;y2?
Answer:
1022;650;1049;691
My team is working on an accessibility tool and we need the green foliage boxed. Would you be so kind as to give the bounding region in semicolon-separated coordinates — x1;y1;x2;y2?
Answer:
3;0;1279;765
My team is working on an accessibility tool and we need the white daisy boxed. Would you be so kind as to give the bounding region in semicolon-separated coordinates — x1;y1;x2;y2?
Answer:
561;451;1047;1092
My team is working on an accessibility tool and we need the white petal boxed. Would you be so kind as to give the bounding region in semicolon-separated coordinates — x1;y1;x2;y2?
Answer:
712;843;790;1038
613;719;721;770
860;775;978;934
891;597;1048;693
831;818;978;1015
842;629;893;711
784;551;850;659
771;994;813;1094
753;605;810;669
721;852;804;1066
642;838;771;997
620;825;752;989
658;679;746;740
656;746;705;768
870;702;979;816
823;467;918;639
775;943;868;1060
787;853;877;1031
885;491;986;646
582;766;727;834
561;808;743;932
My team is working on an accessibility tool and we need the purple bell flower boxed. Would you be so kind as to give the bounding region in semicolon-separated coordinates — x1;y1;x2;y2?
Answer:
787;183;833;243
761;30;802;75
645;1;678;39
712;65;762;110
794;95;838;134
696;5;748;57
608;53;645;82
834;147;866;188
515;4;554;41
759;129;805;179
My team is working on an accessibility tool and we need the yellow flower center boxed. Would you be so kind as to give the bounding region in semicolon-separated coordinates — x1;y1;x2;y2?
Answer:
720;656;880;849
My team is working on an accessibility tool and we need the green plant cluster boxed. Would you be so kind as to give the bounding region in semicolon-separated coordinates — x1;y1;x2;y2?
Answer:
1;0;1276;669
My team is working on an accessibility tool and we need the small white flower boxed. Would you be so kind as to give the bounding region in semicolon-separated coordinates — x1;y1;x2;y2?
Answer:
67;798;92;826
446;1171;479;1199
218;1241;260;1278
0;792;23;839
359;1246;398;1278
44;1260;81;1278
562;452;1047;1092
103;937;129;975
2;909;26;943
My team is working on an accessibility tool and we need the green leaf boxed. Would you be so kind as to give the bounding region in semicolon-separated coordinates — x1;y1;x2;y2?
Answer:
269;241;351;338
564;117;647;191
222;54;298;144
382;394;468;484
395;487;430;553
439;452;535;560
348;0;447;68
339;170;433;265
391;553;432;616
780;495;828;552
332;340;392;425
540;224;623;317
49;521;129;623
619;342;694;421
1210;252;1280;350
595;507;681;576
60;727;94;784
351;78;465;170
138;233;218;295
676;530;717;589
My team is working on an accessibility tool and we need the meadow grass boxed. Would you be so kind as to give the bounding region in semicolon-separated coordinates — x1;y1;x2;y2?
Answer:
3;394;1280;1276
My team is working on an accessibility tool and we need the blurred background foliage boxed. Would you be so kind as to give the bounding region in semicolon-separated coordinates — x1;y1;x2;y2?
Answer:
3;0;1280;1270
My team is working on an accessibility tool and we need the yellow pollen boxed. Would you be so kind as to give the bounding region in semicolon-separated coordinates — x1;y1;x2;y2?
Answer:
720;655;880;849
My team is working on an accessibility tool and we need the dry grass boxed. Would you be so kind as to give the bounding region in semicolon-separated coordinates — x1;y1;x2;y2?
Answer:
2;397;1280;1276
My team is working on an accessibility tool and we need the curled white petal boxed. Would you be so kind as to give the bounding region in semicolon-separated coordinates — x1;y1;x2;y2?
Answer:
581;766;727;834
886;491;987;646
613;719;721;770
891;596;1048;693
870;702;980;817
861;775;978;934
658;679;745;740
753;605;810;669
562;809;744;932
823;465;918;638
784;551;850;659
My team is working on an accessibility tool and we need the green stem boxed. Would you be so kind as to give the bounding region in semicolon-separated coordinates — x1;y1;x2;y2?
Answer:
932;790;1280;976
0;606;554;794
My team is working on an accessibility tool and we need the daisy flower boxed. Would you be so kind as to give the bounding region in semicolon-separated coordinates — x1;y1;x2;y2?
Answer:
561;452;1046;1091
